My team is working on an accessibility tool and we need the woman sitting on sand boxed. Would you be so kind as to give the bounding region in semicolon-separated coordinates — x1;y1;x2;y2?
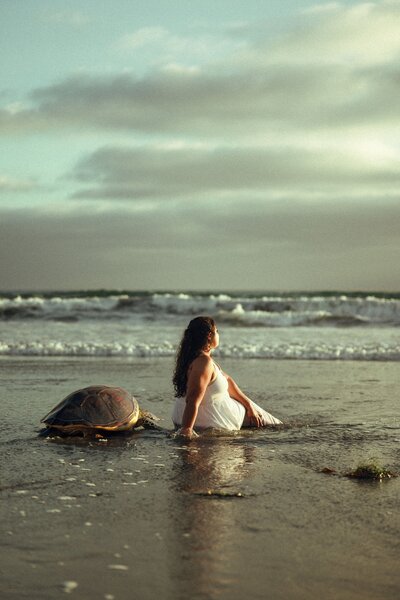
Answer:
172;316;282;438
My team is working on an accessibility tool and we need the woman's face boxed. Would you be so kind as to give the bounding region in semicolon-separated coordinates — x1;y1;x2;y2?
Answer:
209;326;219;349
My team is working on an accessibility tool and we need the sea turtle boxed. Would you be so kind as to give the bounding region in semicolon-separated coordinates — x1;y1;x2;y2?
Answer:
39;385;160;437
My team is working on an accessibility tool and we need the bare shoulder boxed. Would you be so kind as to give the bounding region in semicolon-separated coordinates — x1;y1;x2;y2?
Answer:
187;354;213;388
189;353;213;374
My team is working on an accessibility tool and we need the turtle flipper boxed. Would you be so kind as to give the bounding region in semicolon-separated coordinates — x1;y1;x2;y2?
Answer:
140;418;166;431
38;427;54;437
38;426;99;438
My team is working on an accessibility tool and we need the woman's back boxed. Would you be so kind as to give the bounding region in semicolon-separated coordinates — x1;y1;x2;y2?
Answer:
172;362;245;430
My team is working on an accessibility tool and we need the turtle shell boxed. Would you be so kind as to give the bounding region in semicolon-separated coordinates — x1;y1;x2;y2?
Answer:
41;385;139;431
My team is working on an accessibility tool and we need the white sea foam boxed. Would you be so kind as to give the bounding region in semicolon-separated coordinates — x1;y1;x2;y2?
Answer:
0;340;175;357
0;339;398;360
62;581;78;593
217;304;343;327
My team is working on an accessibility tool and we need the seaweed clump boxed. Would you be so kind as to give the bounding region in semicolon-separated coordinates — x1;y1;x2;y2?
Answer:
345;462;397;480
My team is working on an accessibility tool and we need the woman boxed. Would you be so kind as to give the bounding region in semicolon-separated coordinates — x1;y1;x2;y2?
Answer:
172;316;282;438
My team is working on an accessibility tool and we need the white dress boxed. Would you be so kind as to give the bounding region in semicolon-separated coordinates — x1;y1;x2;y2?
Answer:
172;363;282;431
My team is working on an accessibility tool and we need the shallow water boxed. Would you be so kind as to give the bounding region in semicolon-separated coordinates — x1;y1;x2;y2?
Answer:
0;357;399;600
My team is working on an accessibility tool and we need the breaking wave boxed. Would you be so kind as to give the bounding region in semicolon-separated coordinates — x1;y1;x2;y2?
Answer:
1;291;399;327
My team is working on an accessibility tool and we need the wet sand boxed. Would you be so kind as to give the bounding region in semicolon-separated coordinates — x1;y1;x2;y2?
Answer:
0;356;399;600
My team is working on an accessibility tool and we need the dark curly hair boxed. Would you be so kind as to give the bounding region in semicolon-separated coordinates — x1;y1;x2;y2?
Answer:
173;316;216;397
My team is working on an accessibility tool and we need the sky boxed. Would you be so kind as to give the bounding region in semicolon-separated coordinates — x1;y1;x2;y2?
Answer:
1;0;399;292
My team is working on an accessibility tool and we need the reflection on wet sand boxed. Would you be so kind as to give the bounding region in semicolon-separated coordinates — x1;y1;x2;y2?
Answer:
169;436;255;597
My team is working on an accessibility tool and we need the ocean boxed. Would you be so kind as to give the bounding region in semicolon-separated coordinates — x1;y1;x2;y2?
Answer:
1;290;399;360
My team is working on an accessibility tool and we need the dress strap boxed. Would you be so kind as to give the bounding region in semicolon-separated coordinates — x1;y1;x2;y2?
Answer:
208;360;220;384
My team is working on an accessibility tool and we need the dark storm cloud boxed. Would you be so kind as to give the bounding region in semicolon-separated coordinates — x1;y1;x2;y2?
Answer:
194;197;400;252
1;199;399;258
1;196;399;290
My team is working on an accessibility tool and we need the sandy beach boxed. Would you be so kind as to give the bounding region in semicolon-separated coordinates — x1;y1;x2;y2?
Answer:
0;356;399;600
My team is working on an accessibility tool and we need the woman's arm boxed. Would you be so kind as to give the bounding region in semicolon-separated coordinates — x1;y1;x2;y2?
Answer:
177;355;214;437
224;372;263;427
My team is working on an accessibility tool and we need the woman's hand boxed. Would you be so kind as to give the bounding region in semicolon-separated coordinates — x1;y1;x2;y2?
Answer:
245;404;263;427
174;427;199;440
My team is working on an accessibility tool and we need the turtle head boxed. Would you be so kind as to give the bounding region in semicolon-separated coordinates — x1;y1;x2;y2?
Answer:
137;408;162;429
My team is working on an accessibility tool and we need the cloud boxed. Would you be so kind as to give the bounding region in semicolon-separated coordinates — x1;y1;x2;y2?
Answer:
1;196;399;254
277;1;400;66
302;3;342;15
0;64;397;141
0;199;399;290
118;26;169;50
43;10;90;28
1;1;399;139
0;175;39;193
69;143;400;202
1;2;399;291
115;25;244;66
